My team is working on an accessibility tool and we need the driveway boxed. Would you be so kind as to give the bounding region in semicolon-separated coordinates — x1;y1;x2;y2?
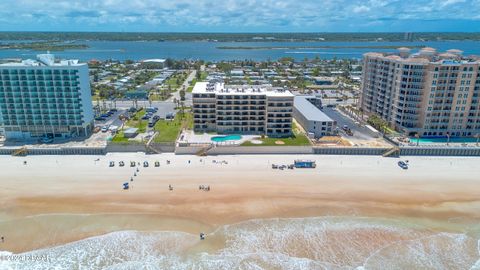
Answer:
322;107;376;141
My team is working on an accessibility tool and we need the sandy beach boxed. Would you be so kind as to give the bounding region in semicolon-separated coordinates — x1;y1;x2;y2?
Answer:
0;153;480;269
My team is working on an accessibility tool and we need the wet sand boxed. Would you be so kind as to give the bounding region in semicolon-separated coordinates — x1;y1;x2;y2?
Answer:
0;153;479;254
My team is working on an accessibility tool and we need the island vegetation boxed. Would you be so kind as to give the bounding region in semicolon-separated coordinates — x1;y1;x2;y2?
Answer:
0;42;88;51
0;32;479;42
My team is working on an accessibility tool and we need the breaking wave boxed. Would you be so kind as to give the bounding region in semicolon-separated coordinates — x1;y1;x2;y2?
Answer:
2;217;479;270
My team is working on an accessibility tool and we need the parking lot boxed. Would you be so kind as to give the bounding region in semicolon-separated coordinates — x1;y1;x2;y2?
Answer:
321;107;392;147
94;101;177;130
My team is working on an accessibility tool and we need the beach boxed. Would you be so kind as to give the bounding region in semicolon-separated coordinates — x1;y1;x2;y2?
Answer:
0;153;480;269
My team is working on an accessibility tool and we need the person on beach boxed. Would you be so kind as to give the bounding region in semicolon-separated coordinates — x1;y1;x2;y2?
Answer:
1;236;4;242
169;185;173;191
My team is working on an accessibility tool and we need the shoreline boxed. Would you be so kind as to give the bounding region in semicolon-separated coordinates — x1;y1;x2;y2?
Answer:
0;153;479;253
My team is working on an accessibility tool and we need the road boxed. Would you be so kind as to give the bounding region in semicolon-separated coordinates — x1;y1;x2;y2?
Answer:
168;70;196;102
322;107;376;141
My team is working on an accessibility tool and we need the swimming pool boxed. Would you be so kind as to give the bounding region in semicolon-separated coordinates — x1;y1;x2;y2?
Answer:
411;137;479;144
211;135;242;142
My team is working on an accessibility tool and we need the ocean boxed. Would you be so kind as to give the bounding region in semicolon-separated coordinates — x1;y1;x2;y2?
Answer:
0;40;480;61
2;217;479;270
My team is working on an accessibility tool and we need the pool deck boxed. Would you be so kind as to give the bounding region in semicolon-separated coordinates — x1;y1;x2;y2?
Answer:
393;136;480;148
178;130;258;145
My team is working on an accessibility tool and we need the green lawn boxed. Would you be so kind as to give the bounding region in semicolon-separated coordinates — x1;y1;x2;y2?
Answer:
164;73;187;90
241;122;311;146
125;109;148;132
111;109;147;142
199;71;208;80
111;130;129;143
153;112;192;143
241;134;310;146
186;86;194;92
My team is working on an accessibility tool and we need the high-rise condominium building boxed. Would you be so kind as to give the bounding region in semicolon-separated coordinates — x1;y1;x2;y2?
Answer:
192;82;293;137
361;47;480;137
0;54;94;140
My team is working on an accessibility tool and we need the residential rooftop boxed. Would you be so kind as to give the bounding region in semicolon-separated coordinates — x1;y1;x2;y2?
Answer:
294;96;333;122
192;82;294;97
364;48;480;65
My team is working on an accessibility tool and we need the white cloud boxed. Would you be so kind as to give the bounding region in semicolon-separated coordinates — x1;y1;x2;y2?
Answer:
353;5;371;13
0;0;478;31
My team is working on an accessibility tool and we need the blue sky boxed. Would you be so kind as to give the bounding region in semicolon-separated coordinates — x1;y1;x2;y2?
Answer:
0;0;479;32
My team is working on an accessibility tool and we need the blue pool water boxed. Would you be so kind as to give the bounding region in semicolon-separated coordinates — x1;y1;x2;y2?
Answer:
211;135;242;142
412;137;479;144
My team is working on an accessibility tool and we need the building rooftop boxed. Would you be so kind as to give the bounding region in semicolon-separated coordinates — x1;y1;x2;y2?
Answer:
193;82;293;97
142;59;166;63
0;53;85;67
364;48;480;65
294;96;333;122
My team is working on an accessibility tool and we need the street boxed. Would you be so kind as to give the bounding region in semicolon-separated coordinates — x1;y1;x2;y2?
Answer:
322;107;377;141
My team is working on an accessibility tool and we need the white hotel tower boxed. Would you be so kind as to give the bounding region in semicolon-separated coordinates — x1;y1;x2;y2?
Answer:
0;54;94;140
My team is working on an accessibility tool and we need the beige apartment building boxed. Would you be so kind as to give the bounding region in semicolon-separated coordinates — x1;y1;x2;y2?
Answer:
192;82;293;137
361;47;480;137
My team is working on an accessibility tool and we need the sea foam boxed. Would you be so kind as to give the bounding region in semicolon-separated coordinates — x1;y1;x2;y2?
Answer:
5;217;480;270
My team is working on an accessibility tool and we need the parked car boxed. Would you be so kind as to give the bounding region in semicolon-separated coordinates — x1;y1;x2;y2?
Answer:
39;136;54;144
148;117;159;128
95;116;106;121
143;161;149;167
398;161;408;170
119;161;125;167
146;107;158;113
101;126;109;133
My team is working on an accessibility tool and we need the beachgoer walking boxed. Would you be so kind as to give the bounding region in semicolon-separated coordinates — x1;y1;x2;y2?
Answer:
1;236;4;242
